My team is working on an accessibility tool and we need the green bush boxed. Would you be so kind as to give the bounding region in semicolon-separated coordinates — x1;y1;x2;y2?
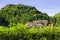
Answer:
0;23;59;40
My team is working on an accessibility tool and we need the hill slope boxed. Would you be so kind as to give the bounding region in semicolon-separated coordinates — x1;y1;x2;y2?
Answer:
0;4;49;26
54;12;60;17
54;12;60;26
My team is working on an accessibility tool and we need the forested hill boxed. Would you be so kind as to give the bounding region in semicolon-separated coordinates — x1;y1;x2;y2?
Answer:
54;12;60;26
0;4;49;26
54;12;60;17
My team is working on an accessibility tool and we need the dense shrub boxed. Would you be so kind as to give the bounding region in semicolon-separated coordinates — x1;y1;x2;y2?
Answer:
0;24;59;40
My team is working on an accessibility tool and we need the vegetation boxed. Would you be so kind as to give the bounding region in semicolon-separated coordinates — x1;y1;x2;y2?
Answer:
0;24;59;40
0;4;49;27
54;12;60;26
0;4;60;40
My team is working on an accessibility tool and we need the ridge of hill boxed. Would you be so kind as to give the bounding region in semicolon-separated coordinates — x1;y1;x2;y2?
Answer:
0;4;49;26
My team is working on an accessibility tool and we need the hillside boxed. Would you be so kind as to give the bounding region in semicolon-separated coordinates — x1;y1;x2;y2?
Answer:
0;4;49;26
54;12;60;17
54;12;60;26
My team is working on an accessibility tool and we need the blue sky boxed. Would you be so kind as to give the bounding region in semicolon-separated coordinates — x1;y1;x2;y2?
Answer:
0;0;60;16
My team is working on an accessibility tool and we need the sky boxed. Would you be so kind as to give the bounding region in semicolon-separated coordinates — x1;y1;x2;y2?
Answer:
0;0;60;16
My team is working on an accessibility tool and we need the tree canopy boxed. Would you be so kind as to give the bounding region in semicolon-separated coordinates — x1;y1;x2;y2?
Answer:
0;4;49;26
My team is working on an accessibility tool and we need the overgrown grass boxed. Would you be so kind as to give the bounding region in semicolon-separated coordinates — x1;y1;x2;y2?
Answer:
0;23;59;40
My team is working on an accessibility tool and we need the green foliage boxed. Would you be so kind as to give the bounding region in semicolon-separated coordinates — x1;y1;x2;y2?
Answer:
0;4;60;40
0;24;53;40
0;16;9;26
54;12;60;17
0;4;49;26
0;24;59;40
54;12;60;26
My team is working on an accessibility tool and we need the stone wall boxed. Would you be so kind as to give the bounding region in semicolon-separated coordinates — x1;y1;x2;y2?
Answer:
26;20;48;28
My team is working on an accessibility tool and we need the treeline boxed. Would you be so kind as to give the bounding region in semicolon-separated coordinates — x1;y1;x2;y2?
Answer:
0;4;49;27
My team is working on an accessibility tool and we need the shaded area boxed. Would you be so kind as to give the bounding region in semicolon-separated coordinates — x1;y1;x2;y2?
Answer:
0;16;9;26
